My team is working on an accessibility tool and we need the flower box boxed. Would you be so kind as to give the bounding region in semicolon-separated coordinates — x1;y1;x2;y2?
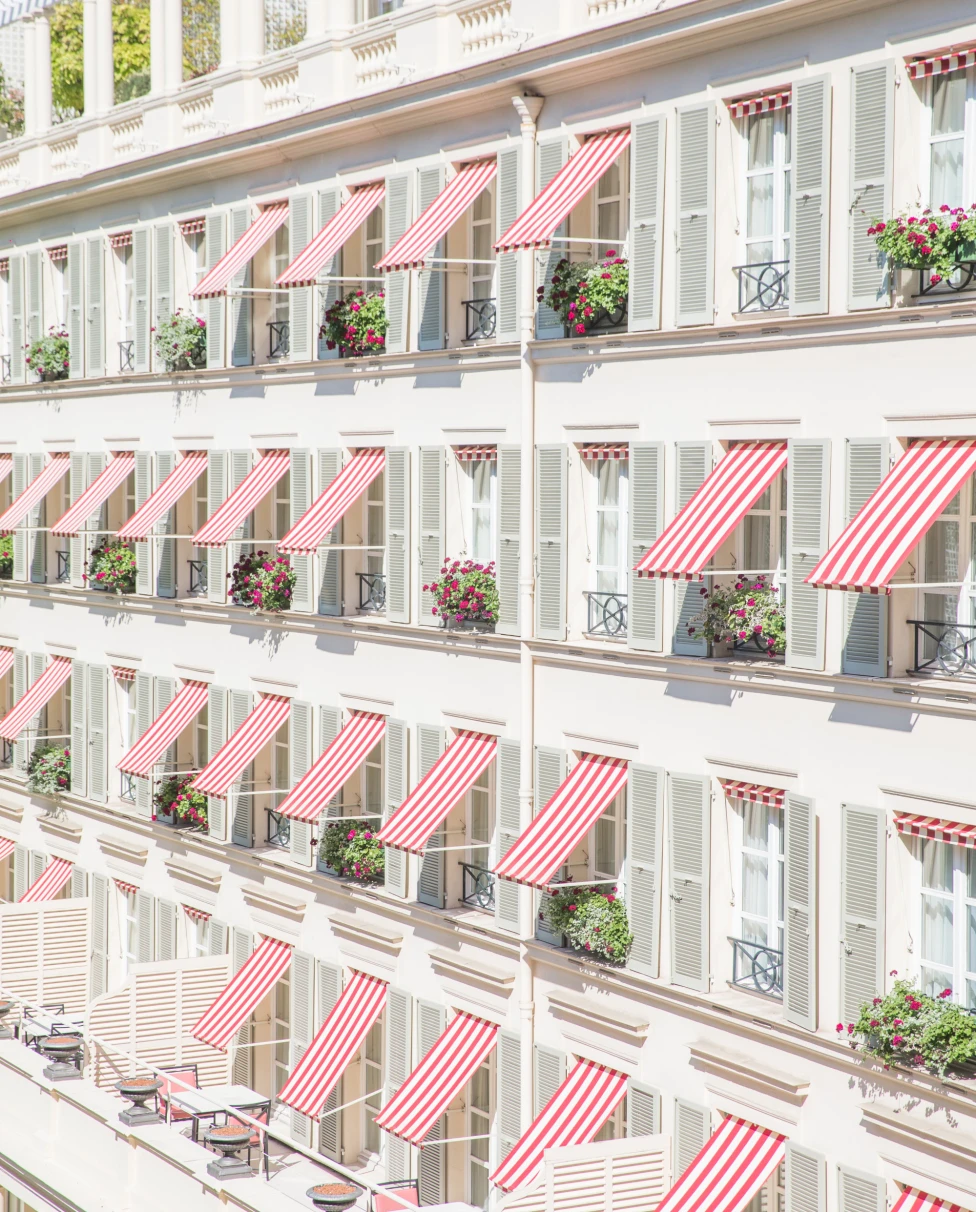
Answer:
87;541;137;594
27;745;71;797
319;819;384;883
844;975;976;1077
152;309;207;372
538;253;629;337
424;558;499;628
320;290;388;357
153;774;208;830
544;884;632;964
687;575;785;657
229;550;296;613
25;326;70;381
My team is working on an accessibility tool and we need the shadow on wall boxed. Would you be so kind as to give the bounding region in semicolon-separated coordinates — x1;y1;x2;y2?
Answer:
827;700;918;733
536;361;599;386
412;371;462;390
313;377;357;397
228;383;267;400
663;677;736;708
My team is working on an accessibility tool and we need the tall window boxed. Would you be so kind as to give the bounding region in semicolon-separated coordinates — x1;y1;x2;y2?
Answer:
593;789;624;883
468;459;496;565
272;721;290;817
192;466;209;589
123;888;138;972
467;764;493;874
744;1162;785;1212
592;458;629;596
195;702;209;770
189;913;210;957
929;69;969;209
919;475;976;661
741;468;787;590
187;229;208;318
362;740;382;822
740;800;784;952
363;1018;383;1154
468;1058;492;1209
273;969;290;1095
274;470;290;543
272;223;290;356
470;186;494;303
55;256;69;327
919;837;976;1008
743;108;792;272
596;156;627;247
366;470;385;581
120;680;138;801
365;207;384;289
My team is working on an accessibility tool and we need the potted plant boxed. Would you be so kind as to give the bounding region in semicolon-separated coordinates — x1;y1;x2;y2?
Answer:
151;308;207;371
687;574;785;657
423;558;499;631
153;773;208;829
545;884;633;964
319;289;388;357
0;534;12;580
306;1181;365;1210
86;540;137;594
868;205;976;285
26;745;71;796
319;819;384;883
229;549;296;613
537;252;629;335
25;325;70;381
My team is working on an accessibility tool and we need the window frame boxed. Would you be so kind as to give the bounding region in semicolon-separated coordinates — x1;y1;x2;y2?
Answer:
466;762;495;877
466;458;497;567
469;182;496;306
362;1014;384;1156
467;1051;494;1209
738;106;793;272
915;834;976;1008
122;887;138;973
589;456;630;597
735;797;785;953
925;67;976;211
917;472;976;651
736;466;787;586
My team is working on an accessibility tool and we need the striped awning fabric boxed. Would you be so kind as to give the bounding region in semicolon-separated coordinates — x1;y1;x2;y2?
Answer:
47;245;68;263
0;656;73;741
377;160;498;272
277;183;385;288
493;753;629;890
191;202;289;299
491;1058;628;1192
0;454;11;484
729;90;791;119
0;259;8;274
454;445;498;463
495;129;632;253
112;666;137;683
109;231;133;249
51;452;135;537
0;453;71;535
806;439;976;593
20;857;73;903
720;779;785;808
580;442;629;460
279;712;387;822
183;904;212;922
278;970;387;1117
0;837;15;863
375;1011;498;1145
908;48;976;80
192;935;293;1051
114;879;139;895
892;1188;967;1212
117;680;210;777
634;441;788;579
179;217;206;236
278;448;385;556
117;450;208;540
653;1115;787;1212
192;450;291;547
378;731;497;855
0;647;14;681
894;813;976;850
191;694;292;797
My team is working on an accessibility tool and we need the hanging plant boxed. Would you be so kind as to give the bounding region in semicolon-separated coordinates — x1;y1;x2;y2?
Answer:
25;326;70;381
545;884;632;963
86;541;137;594
687;574;785;656
320;819;384;882
228;550;296;612
0;534;12;580
537;253;629;335
423;559;499;627
868;205;976;284
153;773;208;828
320;289;388;357
27;745;71;796
151;308;207;371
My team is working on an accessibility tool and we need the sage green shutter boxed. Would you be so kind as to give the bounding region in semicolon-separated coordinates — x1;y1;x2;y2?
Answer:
837;1169;884;1212
786;439;830;671
534;746;567;946
206;450;228;603
134;451;153;595
319;706;341;821
288;448;313;613
12;845;27;899
668;773;710;992
417;724;446;907
533;1043;566;1116
156;899;178;961
205;212;226;368
88;665;108;803
494;738;521;933
495;445;521;636
68;452;88;588
207;684;228;841
385;447;410;624
629;442;663;650
842;440;888;676
676;104;715;327
672;442;710;656
674;1100;710;1175
790;75;832;317
418;447;445;626
535;138;568;340
316;448;343;617
70;659;87;798
133;227;151;373
229;690;254;848
383;986;413;1180
10;455;26;581
28;657;45;770
495;145;521;343
86;236;105;377
316;960;344;1160
784;792;818;1030
840;804;885;1025
629;114;666;332
289;700;313;866
91;873;109;997
67;242;84;379
11;650;27;773
289;949;315;1144
849;64;894;310
627;763;664;977
229;205;252;366
9;254;24;383
288;194;313;363
83;452;105;587
785;1143;826;1212
27;451;46;584
419;1116;446;1204
26;249;41;345
231;928;254;1087
496;1028;521;1161
155;450;177;598
70;866;87;898
133;672;154;816
384;174;412;355
136;890;155;962
317;186;341;361
418;1000;446;1060
153;222;175;354
155;676;176;768
208;918;228;955
384;717;408;897
535;444;567;641
417;166;446;351
627;1080;661;1136
227;450;253;583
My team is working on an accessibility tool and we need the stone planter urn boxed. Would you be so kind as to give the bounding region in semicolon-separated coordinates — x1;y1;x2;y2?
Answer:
204;1124;253;1179
115;1076;163;1125
306;1181;365;1210
0;998;16;1039
39;1035;84;1081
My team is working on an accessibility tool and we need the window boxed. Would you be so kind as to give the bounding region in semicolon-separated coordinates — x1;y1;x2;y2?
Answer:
123;888;138;973
189;914;210;957
265;0;306;52
740;106;792;311
362;740;383;823
117;243;134;356
592;458;629;597
740;467;787;595
740;800;784;952
187;229;208;318
467;764;493;873
468;460;496;565
468;1057;492;1209
592;789;625;884
270;720;290;842
192;466;209;590
595;156;627;248
273;969;290;1096
195;702;209;767
55;257;69;327
919;837;976;1008
470;185;494;304
366;470;385;581
365;205;384;287
363;1018;383;1154
744;1162;785;1212
120;680;138;801
272;223;290;357
929;69;971;209
274;469;290;542
593;1098;627;1142
919;474;976;661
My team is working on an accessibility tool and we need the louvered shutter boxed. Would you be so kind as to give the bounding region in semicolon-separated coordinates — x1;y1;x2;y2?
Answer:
384;717;408;896
153;222;175;358
849;64;894;310
318;705;342;825
231;928;254;1087
10;455;25;582
316;960;344;1160
288;194;313;362
70;866;87;898
26;250;41;345
786;439;830;671
628;763;664;976
629;442;663;650
790;75;832;316
205;212;226;367
533;1043;566;1116
229;690;254;848
674;1100;710;1175
154;450;177;598
840;804;885;1025
385;447;410;624
842;440;888;676
495;445;521;636
628;1079;661;1136
535;444;567;641
784;792;818;1030
70;659;88;798
418;447;445;626
384;174;412;354
30;855;46;889
668;773;710;992
136;890;155;963
68;452;87;588
496;1028;521;1162
383;985;413;1172
418;1000;446;1060
226;451;253;583
289;949;315;1144
629;115;666;332
419;1115;446;1204
495;738;521;933
9;254;24;383
67;242;84;379
785;1143;826;1212
316;448;343;617
534;746;567;946
417;724;446;907
672;442;711;655
11;650;26;773
417;166;446;350
289;700;313;866
91;873;109;997
534;138;568;340
134;451;153;595
12;845;27;899
288;448;313;613
155;676;176;768
156;899;178;961
676;104;715;327
317;186;341;361
229;206;252;366
838;1169;884;1212
495;145;521;343
207;685;228;841
27;451;46;584
133;227;151;373
83;452;105;588
208;918;228;955
29;655;45;769
133;672;154;816
207;450;228;603
86;236;105;377
88;665;108;803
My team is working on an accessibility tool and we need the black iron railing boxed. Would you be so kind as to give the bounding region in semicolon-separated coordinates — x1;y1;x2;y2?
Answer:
729;936;783;999
585;301;628;332
120;771;136;803
463;298;497;341
55;550;70;583
188;559;208;595
916;260;976;298
1;355;10;384
0;738;12;767
460;862;495;910
266;807;290;849
119;340;135;373
735;260;790;312
358;571;386;612
910;619;976;676
269;320;290;359
586;591;627;637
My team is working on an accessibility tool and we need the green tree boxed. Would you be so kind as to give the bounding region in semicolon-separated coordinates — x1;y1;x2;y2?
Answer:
114;2;151;103
48;1;152;116
182;0;220;81
0;65;24;138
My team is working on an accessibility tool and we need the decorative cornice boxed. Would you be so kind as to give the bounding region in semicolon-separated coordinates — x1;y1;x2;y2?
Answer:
38;813;83;855
689;1042;810;1106
0;798;23;824
240;880;307;929
97;833;148;865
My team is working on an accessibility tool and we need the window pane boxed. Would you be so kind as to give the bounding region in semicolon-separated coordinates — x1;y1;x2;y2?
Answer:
922;838;954;891
933;70;967;136
598;201;620;243
367;470;383;503
747;113;775;169
472;461;492;505
922;891;954;969
931;138;965;210
968;903;976;987
472;187;492;224
925;520;960;582
596;509;619;569
747;173;774;240
473;222;492;262
742;853;769;920
744;800;769;850
597;162;620;198
595;812;616;875
744;515;771;572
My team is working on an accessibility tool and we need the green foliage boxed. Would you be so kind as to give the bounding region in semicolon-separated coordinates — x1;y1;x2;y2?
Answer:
546;885;633;963
229;550;296;612
87;541;138;594
845;976;976;1077
113;2;151;103
423;558;499;624
321;290;388;357
183;0;221;81
265;1;306;52
154;774;208;827
25;326;70;380
152;308;207;370
27;745;71;797
537;254;629;334
0;65;24;138
321;820;384;882
0;535;13;581
868;206;976;283
687;574;785;656
48;2;151;115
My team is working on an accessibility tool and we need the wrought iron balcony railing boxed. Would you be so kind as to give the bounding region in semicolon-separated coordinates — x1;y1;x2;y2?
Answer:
55;550;70;583
358;571;386;612
729;936;783;999
1;355;10;384
188;559;208;595
266;807;291;849
268;320;290;359
459;862;495;911
586;591;627;637
910;619;976;677
734;260;790;313
916;260;976;298
463;298;497;341
119;339;135;373
120;771;136;803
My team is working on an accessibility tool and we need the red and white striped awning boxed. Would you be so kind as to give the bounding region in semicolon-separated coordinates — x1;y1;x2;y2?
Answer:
908;47;976;80
278;970;388;1117
454;445;497;463
179;217;206;236
192;935;293;1051
634;442;788;579
191;694;292;797
51;452;135;537
0;648;14;681
0;837;15;864
892;1188;968;1212
653;1115;787;1212
109;231;133;249
278;448;385;556
279;712;387;822
277;184;385;288
375;1011;498;1145
0;453;71;535
0;656;73;741
184;904;212;922
117;450;208;540
895;813;976;850
0;454;13;484
806;439;976;594
19;857;73;903
493;753;629;890
719;779;785;808
729;90;791;119
192;450;291;547
377;160;498;272
495;129;632;253
0;258;9;274
191;202;289;299
491;1058;628;1192
114;878;139;896
117;680;210;777
378;731;497;855
112;665;137;683
580;442;629;460
47;245;68;264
